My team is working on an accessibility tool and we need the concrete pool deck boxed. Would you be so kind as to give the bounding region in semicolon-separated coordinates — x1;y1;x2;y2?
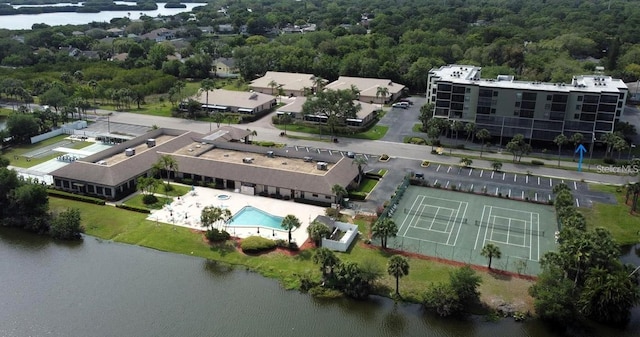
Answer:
147;186;325;244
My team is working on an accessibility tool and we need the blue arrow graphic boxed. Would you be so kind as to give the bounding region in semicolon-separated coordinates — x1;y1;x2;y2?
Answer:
575;144;587;172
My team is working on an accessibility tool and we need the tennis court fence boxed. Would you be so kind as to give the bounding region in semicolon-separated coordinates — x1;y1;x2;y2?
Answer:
474;220;545;236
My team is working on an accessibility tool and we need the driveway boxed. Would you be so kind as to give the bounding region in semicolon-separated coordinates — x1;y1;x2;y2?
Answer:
378;96;426;142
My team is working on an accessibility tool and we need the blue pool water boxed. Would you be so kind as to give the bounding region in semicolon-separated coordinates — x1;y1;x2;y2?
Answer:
228;206;283;230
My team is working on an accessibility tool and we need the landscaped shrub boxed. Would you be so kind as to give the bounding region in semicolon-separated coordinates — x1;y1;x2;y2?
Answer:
240;236;276;254
325;207;340;218
142;194;158;204
531;160;545;166
294;198;331;207
348;191;367;200
603;157;616;164
205;228;231;242
115;204;151;214
379;154;390;161
47;189;106;205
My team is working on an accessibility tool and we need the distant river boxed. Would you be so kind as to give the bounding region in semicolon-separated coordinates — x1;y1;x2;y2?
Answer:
0;2;207;30
0;227;639;337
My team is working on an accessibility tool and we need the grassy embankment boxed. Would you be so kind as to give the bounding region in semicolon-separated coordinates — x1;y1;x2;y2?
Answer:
49;196;535;312
582;184;640;245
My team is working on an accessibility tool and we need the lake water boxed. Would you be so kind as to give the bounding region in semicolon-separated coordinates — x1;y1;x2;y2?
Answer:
1;227;639;337
0;2;207;30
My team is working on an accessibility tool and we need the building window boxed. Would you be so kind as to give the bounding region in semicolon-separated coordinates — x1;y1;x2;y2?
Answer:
465;88;471;93
325;196;332;199
493;91;498;97
576;105;581;110
514;111;519;116
577;96;583;101
547;95;552;100
574;114;580;119
96;186;103;194
491;108;496;114
515;102;521;107
312;193;318;197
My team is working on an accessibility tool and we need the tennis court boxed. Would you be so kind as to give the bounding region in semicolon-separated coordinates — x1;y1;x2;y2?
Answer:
387;185;557;276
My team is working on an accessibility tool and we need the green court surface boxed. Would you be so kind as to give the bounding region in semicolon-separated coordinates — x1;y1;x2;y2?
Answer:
387;186;558;276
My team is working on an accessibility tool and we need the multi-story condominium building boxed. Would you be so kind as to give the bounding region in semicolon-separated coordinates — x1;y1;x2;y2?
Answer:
427;65;629;143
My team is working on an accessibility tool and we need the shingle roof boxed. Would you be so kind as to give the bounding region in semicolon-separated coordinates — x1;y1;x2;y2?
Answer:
51;128;358;195
325;76;405;97
250;71;317;92
194;89;275;110
278;97;378;119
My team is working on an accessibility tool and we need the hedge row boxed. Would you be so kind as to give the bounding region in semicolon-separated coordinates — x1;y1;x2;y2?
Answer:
241;236;277;254
115;204;151;214
47;189;106;205
348;192;367;200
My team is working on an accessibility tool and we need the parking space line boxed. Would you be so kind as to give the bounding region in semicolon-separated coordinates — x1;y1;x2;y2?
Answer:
526;176;529;184
306;147;310;152
537;177;540;185
470;184;474;191
535;193;538;201
521;191;525;199
509;189;512;197
295;145;299;151
434;179;438;185
436;164;441;172
574;181;577;190
495;187;499;195
549;178;552;187
479;170;483;178
502;172;505;180
576;198;580;207
316;149;321;154
340;152;344;157
445;181;450;188
491;171;494;179
513;174;517;182
548;195;551;201
468;168;473;176
328;150;332;155
447;166;451;173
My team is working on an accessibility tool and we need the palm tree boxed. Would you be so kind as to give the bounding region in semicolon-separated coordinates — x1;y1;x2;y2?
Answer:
387;255;410;296
200;206;232;230
313;247;340;278
200;78;216;131
554;134;568;167
450;120;464;153
268;80;279;95
153;155;179;189
331;184;348;205
312;76;325;94
352;156;368;185
480;243;502;270
491;161;502;172
281;214;301;244
464;122;476;142
372;218;398;249
307;221;331;247
279;113;292;135
570;133;584;161
375;86;389;104
475;128;491;158
459;157;472;167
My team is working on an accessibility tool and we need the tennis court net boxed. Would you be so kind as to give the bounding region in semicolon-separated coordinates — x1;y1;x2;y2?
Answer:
404;208;467;224
474;220;544;236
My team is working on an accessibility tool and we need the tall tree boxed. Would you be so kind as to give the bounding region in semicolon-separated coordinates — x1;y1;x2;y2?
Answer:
475;128;491;158
331;184;348;205
464;122;476;142
450;120;464;153
375;86;389;104
307;222;331;247
554;134;568;167
153;155;179;189
200;206;232;231
352;156;368;186
570;133;584;161
372;218;398;249
281;214;301;244
301;89;361;138
312;247;340;278
387;255;410;296
480;243;502;270
50;208;83;240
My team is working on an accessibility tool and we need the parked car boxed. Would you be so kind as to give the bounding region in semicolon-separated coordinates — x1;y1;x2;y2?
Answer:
392;102;409;109
399;99;413;105
346;151;355;158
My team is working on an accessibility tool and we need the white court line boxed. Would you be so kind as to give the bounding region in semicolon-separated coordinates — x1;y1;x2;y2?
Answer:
536;213;541;261
480;170;483;177
529;212;533;261
474;205;488;250
402;235;455;246
507;218;511;243
445;201;462;244
489;206;541;216
482;207;493;250
469;168;473;176
401;195;424;237
452;202;468;246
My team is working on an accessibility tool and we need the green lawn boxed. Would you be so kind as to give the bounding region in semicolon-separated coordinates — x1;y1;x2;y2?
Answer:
581;184;640;245
158;183;191;197
48;197;536;307
124;194;172;210
355;178;378;193
0;108;12;116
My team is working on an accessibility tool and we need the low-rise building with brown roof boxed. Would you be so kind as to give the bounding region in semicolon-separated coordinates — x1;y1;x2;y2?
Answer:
325;76;406;104
277;97;379;128
192;89;276;115
250;71;321;97
50;127;358;204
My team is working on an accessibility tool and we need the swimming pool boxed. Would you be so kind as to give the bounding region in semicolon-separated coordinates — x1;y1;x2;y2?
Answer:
228;206;283;230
